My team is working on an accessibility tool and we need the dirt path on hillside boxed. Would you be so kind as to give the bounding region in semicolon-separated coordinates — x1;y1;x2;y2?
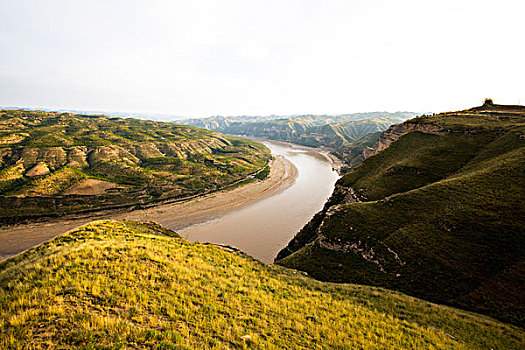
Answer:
0;155;297;262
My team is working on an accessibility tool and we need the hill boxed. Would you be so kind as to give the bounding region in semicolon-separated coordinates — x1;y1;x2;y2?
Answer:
180;112;420;168
0;110;270;224
276;102;525;326
330;131;383;171
0;220;523;348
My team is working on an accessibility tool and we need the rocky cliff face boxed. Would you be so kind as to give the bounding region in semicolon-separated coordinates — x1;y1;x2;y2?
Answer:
364;122;445;159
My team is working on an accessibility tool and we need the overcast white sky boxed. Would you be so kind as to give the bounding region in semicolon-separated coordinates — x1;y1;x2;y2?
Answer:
0;0;524;117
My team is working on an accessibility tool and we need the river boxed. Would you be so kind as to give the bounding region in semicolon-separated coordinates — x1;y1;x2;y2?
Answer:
181;141;340;263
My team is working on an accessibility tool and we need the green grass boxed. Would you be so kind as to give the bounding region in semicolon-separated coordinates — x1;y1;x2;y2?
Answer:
16;167;87;196
1;220;523;349
0;110;271;222
412;107;525;133
277;106;525;326
254;165;270;180
339;132;495;200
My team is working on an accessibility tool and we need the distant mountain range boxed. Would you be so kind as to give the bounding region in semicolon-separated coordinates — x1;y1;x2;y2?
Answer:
0;106;186;122
179;112;423;169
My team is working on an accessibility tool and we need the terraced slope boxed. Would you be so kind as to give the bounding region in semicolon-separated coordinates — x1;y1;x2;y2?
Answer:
0;110;270;223
276;102;525;326
0;220;522;349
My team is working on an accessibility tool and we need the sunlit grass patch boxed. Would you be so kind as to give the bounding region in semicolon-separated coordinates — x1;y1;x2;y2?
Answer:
0;220;523;349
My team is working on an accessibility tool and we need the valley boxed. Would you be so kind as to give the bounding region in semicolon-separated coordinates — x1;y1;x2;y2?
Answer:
182;140;340;263
179;112;421;171
0;149;296;262
2;2;523;348
0;140;337;265
0;103;524;348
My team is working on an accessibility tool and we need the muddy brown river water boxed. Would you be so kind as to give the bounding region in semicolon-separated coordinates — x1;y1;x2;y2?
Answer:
182;141;340;263
0;140;339;264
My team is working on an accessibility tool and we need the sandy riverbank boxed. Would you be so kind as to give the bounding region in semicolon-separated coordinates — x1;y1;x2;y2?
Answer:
0;155;297;262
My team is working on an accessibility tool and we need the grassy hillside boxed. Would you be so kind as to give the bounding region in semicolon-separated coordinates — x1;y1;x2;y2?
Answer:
180;112;419;167
276;103;525;326
0;110;270;223
333;131;382;171
1;220;523;349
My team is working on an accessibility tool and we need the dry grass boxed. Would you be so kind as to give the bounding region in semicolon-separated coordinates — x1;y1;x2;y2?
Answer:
0;220;523;349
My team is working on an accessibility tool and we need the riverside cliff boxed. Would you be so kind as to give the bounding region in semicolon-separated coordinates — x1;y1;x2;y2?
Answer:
276;102;525;326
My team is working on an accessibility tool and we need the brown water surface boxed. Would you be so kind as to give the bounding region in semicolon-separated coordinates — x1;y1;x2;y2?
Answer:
182;141;340;263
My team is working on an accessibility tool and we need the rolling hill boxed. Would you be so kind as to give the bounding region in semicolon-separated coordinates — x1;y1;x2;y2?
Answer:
0;220;523;348
275;101;525;326
0;110;270;224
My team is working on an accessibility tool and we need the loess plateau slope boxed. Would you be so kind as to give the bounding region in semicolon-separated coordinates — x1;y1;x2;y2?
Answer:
0;110;270;224
276;102;525;327
0;220;523;349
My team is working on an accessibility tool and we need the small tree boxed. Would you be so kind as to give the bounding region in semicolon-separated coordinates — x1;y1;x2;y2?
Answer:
483;98;494;106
